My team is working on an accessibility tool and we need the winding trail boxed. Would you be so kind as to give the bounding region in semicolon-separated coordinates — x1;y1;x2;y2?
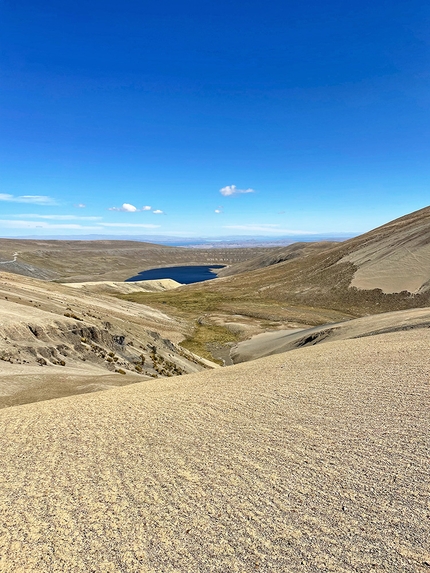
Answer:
0;252;18;264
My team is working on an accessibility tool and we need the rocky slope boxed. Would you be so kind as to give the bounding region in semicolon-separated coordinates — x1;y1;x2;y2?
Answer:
0;272;217;407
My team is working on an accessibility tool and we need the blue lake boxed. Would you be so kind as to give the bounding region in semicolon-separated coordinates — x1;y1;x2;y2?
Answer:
125;265;226;284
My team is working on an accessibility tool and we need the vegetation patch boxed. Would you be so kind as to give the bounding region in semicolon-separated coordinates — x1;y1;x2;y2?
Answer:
116;287;352;363
179;323;240;364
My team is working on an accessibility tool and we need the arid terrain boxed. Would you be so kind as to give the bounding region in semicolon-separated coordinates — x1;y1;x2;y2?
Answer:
0;329;428;572
0;206;429;571
194;207;430;317
0;238;271;282
231;306;430;362
0;272;217;408
119;206;430;362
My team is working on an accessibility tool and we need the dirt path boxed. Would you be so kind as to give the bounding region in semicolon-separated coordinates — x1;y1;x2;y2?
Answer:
0;253;18;264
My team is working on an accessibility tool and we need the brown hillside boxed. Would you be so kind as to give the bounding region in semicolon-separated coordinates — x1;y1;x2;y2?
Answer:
217;241;338;277
132;206;430;324
0;238;272;282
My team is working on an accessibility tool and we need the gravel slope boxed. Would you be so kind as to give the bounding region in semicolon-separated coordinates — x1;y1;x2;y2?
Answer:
0;329;429;572
231;307;430;363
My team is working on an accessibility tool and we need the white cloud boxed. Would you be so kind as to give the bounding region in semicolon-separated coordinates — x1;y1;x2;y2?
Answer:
214;206;224;214
0;193;57;205
152;209;164;214
75;203;86;208
109;203;159;213
109;203;139;212
219;185;255;197
122;203;138;212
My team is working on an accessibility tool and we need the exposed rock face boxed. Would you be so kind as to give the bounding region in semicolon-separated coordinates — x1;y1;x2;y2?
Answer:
0;272;217;405
0;307;199;377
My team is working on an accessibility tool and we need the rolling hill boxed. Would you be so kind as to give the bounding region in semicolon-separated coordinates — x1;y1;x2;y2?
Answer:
0;238;271;282
217;240;338;277
219;206;430;296
129;206;430;327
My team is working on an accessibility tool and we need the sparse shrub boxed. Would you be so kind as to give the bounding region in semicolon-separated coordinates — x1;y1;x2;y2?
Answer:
64;312;83;321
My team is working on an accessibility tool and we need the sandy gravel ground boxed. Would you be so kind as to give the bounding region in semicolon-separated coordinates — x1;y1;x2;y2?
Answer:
0;329;428;572
61;279;182;294
343;231;430;294
0;361;144;409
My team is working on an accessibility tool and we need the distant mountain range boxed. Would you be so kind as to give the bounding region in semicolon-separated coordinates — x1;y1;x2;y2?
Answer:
7;233;356;247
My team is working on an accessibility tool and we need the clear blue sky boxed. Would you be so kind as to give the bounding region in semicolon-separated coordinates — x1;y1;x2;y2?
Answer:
1;0;429;237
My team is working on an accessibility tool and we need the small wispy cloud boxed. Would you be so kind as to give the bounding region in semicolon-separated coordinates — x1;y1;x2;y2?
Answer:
0;220;100;230
0;193;57;205
12;214;102;221
219;185;255;197
75;203;86;208
214;206;224;214
224;224;315;234
99;223;160;228
108;203;162;213
0;219;161;231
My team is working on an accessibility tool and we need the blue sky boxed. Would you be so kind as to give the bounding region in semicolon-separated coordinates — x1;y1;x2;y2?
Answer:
1;0;429;237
